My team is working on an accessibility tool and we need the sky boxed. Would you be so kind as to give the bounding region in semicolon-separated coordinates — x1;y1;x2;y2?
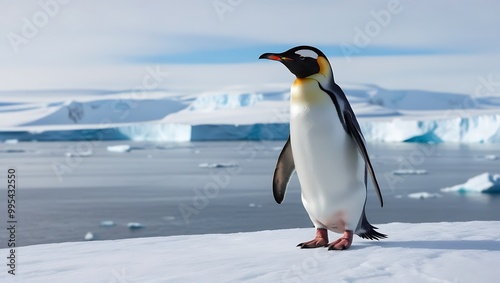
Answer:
1;0;499;93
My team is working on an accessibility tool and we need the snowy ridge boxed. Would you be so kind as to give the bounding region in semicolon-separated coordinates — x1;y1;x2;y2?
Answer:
1;85;500;143
1;222;499;283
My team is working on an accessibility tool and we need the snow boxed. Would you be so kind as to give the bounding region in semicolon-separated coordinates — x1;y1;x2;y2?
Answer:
441;173;500;194
1;222;499;283
1;84;500;143
408;192;442;199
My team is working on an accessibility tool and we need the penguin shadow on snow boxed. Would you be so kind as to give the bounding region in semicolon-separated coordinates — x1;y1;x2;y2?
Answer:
358;240;500;252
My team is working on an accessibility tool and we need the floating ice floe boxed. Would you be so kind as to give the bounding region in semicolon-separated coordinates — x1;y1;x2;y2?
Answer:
3;139;18;144
0;149;26;153
248;203;262;208
392;169;428;176
198;162;239;169
127;222;144;229
106;145;131;153
441;172;500;194
162;216;176;221
106;145;148;152
99;221;115;227
65;150;92;157
84;232;94;241
408;192;442;199
484;155;498;160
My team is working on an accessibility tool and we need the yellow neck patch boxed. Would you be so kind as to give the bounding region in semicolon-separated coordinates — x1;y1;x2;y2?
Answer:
290;78;329;105
306;56;332;84
290;56;332;105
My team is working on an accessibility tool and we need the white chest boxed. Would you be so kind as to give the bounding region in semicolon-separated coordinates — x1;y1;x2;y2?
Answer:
288;78;365;229
289;78;346;150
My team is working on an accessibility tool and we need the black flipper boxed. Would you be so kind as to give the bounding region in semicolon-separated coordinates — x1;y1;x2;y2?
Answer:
272;136;295;204
344;111;384;207
356;210;387;240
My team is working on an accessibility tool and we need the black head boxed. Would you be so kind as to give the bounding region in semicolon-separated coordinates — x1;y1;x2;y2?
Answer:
259;45;327;78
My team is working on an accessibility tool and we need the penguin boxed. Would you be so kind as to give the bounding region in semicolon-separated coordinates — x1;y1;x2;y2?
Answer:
259;46;386;250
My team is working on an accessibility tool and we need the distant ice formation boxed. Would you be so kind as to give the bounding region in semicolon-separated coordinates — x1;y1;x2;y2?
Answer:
441;173;500;193
1;85;500;143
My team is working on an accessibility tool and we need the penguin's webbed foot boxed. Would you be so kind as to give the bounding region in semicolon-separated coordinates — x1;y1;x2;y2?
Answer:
297;228;328;249
327;230;353;250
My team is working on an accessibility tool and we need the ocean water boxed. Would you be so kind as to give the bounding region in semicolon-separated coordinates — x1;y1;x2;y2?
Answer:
0;141;499;247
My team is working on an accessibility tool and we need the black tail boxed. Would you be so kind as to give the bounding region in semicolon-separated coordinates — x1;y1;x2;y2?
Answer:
356;211;387;240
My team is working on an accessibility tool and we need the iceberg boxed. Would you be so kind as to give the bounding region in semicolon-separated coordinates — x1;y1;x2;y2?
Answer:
1;85;500;143
441;173;500;193
84;232;94;241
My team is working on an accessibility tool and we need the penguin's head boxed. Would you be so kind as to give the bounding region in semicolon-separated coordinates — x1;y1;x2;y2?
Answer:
259;45;328;78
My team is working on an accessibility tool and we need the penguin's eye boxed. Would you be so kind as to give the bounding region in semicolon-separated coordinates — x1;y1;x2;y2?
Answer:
299;56;305;60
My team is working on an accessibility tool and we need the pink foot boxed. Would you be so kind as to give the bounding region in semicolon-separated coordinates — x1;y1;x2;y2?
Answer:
297;228;328;249
327;230;353;250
